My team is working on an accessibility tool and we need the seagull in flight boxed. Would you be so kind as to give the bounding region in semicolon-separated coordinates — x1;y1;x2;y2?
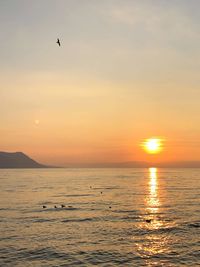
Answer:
56;38;61;46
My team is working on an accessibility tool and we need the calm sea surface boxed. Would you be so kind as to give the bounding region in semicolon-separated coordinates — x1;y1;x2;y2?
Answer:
0;168;199;266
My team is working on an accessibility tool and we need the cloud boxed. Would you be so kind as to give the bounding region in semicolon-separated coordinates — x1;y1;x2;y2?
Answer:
105;1;200;41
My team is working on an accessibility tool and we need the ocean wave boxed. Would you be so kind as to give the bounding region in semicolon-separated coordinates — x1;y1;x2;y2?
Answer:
62;218;94;223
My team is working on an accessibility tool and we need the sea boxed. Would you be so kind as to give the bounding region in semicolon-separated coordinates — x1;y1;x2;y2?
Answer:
0;168;199;266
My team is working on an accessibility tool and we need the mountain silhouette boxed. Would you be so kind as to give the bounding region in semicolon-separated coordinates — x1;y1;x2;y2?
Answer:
0;152;47;168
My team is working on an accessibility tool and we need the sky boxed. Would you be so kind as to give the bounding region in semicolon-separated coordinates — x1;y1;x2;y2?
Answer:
0;0;200;166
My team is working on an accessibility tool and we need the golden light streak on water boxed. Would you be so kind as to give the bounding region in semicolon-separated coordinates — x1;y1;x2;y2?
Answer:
147;167;160;214
135;168;170;261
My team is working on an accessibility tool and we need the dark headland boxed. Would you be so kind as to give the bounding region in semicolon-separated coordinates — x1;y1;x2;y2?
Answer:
0;152;49;168
0;151;199;168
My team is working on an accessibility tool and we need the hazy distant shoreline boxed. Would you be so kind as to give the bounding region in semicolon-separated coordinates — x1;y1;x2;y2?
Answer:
0;151;51;169
0;151;199;169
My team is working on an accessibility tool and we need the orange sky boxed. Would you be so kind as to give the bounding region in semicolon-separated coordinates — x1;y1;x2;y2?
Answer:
0;1;200;166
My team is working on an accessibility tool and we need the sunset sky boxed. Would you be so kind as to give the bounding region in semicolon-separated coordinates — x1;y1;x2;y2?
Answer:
0;0;200;165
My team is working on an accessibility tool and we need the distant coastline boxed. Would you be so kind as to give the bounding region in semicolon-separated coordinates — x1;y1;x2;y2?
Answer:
63;161;200;168
0;151;52;169
0;151;199;169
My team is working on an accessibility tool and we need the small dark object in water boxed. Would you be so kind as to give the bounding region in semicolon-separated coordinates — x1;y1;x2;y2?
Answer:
61;204;65;208
109;206;112;209
54;205;57;209
101;191;103;194
146;219;152;223
68;205;73;208
43;205;46;209
189;223;200;228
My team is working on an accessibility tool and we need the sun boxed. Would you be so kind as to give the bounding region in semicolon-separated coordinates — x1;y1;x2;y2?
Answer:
142;138;163;154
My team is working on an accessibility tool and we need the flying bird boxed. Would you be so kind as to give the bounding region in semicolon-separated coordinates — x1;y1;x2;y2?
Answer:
56;38;61;46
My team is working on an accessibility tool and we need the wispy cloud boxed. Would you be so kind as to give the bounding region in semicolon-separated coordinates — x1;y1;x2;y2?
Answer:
105;1;200;40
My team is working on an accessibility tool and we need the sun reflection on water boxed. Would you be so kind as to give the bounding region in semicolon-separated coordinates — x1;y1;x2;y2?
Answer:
147;167;160;214
134;167;171;263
